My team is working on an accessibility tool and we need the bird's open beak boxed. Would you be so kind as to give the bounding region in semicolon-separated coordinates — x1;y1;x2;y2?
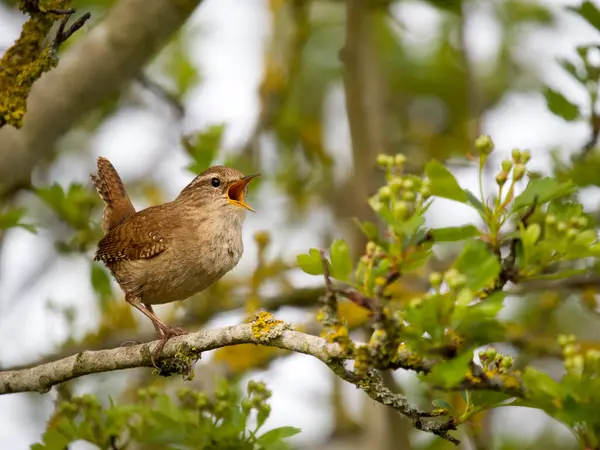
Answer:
227;174;260;212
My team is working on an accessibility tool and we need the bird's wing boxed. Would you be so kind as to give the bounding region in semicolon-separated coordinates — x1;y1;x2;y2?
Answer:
94;206;176;263
91;157;136;232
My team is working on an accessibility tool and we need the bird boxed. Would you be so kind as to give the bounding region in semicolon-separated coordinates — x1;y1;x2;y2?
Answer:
90;157;259;361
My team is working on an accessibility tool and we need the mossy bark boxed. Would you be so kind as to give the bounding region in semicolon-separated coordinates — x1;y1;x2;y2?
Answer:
0;1;69;129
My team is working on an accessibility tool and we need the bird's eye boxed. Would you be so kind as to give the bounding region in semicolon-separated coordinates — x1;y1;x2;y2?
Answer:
211;177;221;188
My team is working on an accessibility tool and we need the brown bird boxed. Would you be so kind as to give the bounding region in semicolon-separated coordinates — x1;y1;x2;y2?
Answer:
91;157;259;358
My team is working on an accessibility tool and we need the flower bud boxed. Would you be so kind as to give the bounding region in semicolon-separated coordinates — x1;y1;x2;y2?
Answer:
394;154;407;166
429;272;443;287
389;177;403;192
393;201;409;220
402;191;416;201
521;150;531;163
475;135;494;155
545;214;557;226
511;148;522;163
377;154;390;167
513;164;526;181
501;159;513;173
495;172;508;186
378;186;392;200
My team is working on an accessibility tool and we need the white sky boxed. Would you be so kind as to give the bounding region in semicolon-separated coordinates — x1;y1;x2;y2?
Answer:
0;0;599;448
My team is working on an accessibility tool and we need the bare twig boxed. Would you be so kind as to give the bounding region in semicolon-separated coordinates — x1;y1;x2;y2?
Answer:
136;74;185;118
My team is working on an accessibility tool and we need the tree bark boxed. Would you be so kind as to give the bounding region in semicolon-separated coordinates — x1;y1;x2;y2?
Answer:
0;0;204;197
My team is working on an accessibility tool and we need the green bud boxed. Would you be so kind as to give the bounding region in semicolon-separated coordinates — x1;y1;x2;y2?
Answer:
572;354;585;374
366;241;377;254
241;399;253;413
564;344;578;358
402;179;415;190
402;191;416;201
389;177;403;192
429;272;443;287
475;135;494;155
485;347;497;360
394;154;407;166
379;186;392;200
420;186;431;199
566;228;578;240
586;349;600;363
448;274;467;289
513;164;526;181
511;148;522;163
521;150;531;163
500;356;513;369
443;268;460;282
377;154;389;167
557;222;568;233
495;172;508;186
501;159;513;173
393;201;409;220
494;353;503;364
545;214;557;226
478;350;487;360
578;216;589;228
558;334;570;347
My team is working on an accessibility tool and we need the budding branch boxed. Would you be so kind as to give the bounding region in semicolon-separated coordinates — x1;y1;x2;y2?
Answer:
0;318;526;445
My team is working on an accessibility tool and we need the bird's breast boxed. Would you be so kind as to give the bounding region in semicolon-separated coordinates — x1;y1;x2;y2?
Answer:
120;224;244;305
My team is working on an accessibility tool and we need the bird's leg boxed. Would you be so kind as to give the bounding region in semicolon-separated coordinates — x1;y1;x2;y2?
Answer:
126;295;189;366
143;303;166;338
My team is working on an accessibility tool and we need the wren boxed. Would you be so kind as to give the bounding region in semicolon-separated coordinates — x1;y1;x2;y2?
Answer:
91;157;259;358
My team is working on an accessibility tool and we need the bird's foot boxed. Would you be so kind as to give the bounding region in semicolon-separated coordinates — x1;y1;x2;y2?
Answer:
149;326;190;368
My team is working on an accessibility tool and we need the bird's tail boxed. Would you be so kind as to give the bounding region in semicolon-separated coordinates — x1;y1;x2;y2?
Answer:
90;157;136;232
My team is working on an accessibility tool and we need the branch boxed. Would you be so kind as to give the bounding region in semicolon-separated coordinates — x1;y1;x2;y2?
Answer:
0;315;522;444
0;0;205;198
0;1;91;130
0;322;332;395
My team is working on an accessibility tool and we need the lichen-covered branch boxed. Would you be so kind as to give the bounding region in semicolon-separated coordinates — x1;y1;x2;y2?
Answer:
0;0;90;129
0;314;526;445
0;0;205;198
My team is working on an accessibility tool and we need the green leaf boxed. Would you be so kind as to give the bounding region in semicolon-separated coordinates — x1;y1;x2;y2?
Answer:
257;426;301;446
454;240;501;291
522;367;561;402
512;178;576;211
469;390;516;409
354;219;378;241
431;398;453;411
91;264;112;310
430;225;480;242
424;349;474;389
0;207;36;233
464;189;486;214
425;161;468;203
183;124;226;173
453;292;506;344
297;248;327;276
34;428;71;450
558;58;586;85
329;239;352;282
568;1;600;33
543;87;580;122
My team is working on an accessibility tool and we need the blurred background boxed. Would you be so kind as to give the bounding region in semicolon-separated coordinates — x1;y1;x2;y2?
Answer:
1;0;600;448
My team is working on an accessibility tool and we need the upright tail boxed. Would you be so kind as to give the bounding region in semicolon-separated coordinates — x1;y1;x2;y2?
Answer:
91;157;136;232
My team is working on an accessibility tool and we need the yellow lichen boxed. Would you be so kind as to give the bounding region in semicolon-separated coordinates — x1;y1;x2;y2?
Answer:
250;311;288;342
0;0;73;129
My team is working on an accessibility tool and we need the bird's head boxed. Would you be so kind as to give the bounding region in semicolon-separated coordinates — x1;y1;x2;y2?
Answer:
177;166;260;216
